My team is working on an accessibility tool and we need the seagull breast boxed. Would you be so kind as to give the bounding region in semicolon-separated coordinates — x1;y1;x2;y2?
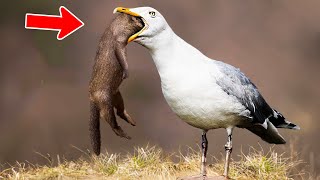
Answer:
150;34;249;130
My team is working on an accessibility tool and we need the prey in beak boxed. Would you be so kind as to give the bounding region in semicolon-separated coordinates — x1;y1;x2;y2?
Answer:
113;7;148;43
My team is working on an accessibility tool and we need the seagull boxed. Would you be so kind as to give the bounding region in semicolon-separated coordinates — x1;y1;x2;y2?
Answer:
114;7;300;178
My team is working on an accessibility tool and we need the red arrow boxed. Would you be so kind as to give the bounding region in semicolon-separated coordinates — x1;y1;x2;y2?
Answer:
25;6;84;40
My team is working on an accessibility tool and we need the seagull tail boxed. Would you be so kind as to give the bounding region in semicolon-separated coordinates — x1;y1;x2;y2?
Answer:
246;120;286;144
269;109;301;130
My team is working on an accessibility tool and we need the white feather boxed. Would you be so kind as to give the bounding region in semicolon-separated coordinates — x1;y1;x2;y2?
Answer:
131;7;251;130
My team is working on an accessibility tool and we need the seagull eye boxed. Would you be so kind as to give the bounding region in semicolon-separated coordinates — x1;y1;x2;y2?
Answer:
149;11;156;18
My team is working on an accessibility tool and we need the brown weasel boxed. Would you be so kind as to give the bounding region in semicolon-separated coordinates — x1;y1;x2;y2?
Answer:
89;13;144;155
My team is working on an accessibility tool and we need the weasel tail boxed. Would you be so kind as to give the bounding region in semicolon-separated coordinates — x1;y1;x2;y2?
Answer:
89;101;101;155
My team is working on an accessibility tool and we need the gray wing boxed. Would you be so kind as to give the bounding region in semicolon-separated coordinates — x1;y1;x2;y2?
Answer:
215;61;274;125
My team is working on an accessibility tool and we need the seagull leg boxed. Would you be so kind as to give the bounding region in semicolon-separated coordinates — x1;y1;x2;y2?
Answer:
223;127;233;178
201;130;208;177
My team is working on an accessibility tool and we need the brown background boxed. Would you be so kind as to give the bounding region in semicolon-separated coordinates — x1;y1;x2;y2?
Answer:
0;0;319;176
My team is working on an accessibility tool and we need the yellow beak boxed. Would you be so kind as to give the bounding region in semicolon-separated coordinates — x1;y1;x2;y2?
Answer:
113;7;147;43
113;7;141;17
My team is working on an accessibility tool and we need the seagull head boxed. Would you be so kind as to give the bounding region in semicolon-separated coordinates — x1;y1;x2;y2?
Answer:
114;7;172;48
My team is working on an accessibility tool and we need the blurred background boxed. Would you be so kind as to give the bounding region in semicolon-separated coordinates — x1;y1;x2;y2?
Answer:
0;0;319;176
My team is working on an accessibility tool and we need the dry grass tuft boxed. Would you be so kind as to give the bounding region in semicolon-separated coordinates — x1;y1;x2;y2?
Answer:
211;146;306;180
0;145;310;180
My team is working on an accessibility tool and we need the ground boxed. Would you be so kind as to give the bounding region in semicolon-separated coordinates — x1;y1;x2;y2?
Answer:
0;145;309;180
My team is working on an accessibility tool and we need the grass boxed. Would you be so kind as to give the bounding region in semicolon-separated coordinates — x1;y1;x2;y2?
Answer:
0;145;310;180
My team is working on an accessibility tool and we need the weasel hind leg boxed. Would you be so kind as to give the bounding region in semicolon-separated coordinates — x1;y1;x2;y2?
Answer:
113;91;136;126
99;92;131;139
